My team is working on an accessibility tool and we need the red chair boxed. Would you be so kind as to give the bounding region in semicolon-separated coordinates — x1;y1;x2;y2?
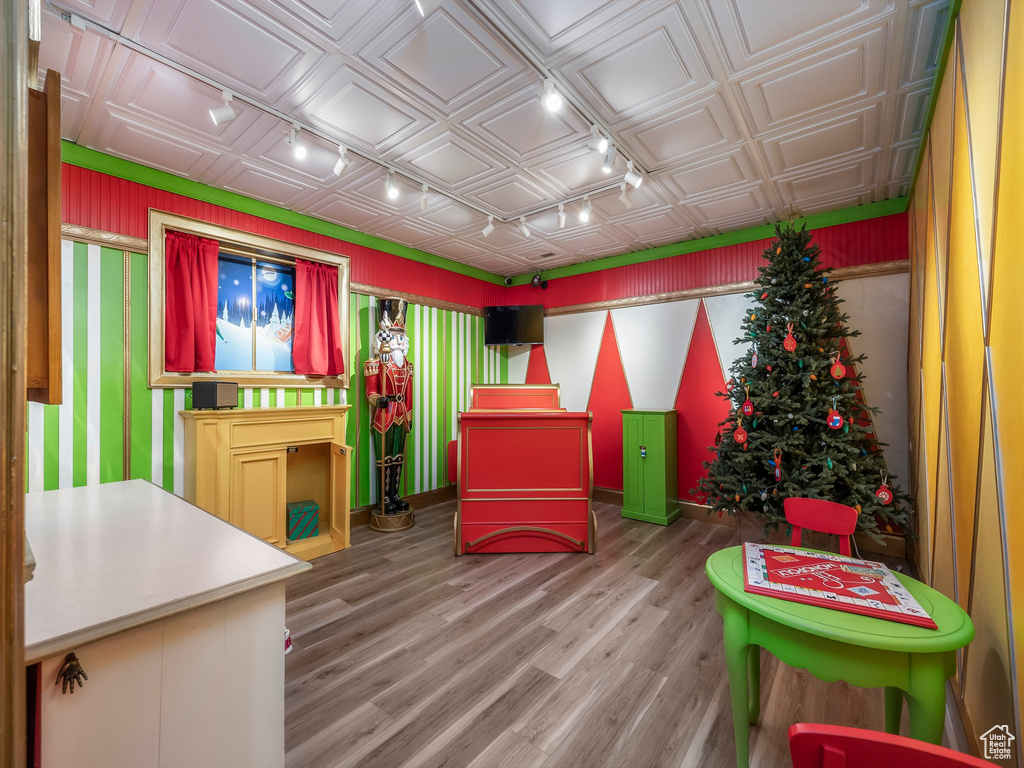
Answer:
783;498;859;556
789;723;996;767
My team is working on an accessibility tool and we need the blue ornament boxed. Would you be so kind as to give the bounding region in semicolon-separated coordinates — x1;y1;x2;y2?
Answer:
803;257;810;262
823;277;829;283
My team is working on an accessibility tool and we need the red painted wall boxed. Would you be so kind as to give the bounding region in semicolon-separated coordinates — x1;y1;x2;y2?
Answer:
61;164;500;306
494;213;908;309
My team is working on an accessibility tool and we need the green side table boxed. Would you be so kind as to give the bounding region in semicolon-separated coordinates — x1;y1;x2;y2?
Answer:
705;546;974;768
621;409;679;525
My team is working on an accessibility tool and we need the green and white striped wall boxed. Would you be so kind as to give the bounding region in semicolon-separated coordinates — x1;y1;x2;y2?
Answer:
26;240;508;508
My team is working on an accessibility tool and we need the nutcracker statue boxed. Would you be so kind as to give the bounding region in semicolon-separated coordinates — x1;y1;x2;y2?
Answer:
364;297;415;531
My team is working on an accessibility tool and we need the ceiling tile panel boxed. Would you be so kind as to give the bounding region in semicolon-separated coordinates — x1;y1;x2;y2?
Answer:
760;102;882;175
698;0;894;75
304;193;387;231
662;145;761;201
687;184;774;230
559;4;714;124
90;111;222;178
893;85;931;143
734;23;889;133
899;0;951;87
775;154;880;206
394;130;500;189
617;91;743;168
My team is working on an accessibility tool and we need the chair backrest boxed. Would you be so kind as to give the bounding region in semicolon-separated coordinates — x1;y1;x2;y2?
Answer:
783;498;859;556
789;723;996;767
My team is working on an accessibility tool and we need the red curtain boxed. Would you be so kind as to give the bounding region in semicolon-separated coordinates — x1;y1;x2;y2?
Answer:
293;259;345;377
165;230;219;372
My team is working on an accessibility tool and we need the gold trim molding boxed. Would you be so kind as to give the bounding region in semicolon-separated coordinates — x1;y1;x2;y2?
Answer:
61;223;147;252
544;260;911;316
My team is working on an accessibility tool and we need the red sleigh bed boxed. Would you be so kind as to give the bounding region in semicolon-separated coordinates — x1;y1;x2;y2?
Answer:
449;385;596;555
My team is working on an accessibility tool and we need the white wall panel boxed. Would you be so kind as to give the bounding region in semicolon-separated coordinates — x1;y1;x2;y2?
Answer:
704;292;753;379
543;311;607;411
610;300;699;409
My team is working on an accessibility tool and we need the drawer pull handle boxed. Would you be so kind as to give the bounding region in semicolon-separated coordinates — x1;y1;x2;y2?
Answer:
55;652;88;694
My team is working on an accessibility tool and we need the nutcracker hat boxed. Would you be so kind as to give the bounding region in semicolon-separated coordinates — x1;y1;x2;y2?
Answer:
376;297;409;333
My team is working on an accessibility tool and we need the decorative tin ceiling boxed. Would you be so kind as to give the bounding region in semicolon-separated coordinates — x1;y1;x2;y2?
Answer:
39;0;949;276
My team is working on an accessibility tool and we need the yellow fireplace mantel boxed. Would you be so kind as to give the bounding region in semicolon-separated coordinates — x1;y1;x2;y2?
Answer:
181;405;352;561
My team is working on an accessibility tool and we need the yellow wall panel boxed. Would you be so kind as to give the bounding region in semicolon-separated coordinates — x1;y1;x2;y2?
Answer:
944;57;985;610
989;1;1024;745
921;182;943;554
929;37;957;318
914;401;932;583
962;400;1016;751
931;391;956;605
960;0;1007;300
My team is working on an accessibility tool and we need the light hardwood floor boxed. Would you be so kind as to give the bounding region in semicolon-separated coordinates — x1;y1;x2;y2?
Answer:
284;501;902;768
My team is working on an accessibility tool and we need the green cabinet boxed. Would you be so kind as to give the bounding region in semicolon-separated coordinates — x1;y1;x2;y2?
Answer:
621;410;679;525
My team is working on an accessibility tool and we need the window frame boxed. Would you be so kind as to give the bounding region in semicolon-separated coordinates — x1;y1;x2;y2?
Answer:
148;209;351;389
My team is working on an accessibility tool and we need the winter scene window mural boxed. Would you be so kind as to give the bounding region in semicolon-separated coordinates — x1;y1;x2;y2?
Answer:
214;254;296;372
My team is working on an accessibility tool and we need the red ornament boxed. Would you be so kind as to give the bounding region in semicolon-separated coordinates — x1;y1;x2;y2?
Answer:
734;420;748;444
741;387;754;416
772;449;783;482
826;397;843;429
830;352;846;379
766;365;773;372
783;323;797;352
875;473;893;505
760;292;768;299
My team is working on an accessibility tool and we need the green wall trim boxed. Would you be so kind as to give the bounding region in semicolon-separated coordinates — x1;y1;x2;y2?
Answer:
60;141;507;286
507;196;909;285
907;0;963;199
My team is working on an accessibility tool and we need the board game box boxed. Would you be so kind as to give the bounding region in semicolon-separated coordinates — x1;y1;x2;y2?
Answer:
743;543;937;629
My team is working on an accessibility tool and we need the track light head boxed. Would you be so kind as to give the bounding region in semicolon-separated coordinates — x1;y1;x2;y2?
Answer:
618;182;633;210
542;78;562;112
579;195;591;223
557;203;566;229
623;159;644;189
332;145;349;177
209;90;236;125
601;144;617;174
420;183;430;211
385;171;399;200
286;124;306;160
586;126;608;154
518;216;530;238
482;215;494;237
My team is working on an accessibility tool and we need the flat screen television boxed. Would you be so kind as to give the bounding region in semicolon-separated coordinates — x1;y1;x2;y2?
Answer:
483;305;544;345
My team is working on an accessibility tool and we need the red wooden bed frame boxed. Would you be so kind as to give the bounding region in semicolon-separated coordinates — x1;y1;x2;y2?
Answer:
469;383;562;410
450;385;595;555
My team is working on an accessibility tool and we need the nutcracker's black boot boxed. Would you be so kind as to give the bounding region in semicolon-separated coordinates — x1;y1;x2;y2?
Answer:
382;465;397;514
392;456;410;511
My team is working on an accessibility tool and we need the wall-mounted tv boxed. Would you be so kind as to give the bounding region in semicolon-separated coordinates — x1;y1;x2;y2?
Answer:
483;305;544;346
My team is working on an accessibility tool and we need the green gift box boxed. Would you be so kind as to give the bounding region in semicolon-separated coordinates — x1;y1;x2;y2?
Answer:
287;499;319;541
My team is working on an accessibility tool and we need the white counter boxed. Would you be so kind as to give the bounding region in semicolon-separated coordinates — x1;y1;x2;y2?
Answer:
24;479;310;664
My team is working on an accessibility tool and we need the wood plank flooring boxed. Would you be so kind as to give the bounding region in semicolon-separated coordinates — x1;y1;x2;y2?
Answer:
284;502;899;768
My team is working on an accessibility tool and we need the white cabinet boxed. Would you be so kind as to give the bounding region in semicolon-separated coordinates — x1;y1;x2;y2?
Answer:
39;584;286;768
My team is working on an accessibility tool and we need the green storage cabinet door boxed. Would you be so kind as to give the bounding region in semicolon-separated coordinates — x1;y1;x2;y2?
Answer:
622;411;644;515
621;410;679;525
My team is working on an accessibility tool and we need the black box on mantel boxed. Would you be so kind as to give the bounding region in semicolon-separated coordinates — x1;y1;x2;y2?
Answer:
192;381;238;410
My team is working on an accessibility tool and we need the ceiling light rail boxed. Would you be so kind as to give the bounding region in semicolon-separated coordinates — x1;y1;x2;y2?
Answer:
47;2;646;228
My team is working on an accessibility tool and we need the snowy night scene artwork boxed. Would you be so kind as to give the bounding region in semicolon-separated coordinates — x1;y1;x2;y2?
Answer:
214;254;295;373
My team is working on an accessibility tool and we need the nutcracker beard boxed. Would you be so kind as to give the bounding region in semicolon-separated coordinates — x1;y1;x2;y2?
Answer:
366;328;413;515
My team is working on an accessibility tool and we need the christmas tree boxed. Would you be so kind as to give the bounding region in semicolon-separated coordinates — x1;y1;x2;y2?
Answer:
695;222;908;540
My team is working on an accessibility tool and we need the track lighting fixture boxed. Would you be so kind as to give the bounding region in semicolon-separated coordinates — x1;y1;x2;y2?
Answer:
414;0;444;15
623;159;644;189
385;171;399;200
557;203;566;229
601;144;617;174
286;124;306;160
332;144;349;177
618;183;633;210
481;215;494;237
518;216;530;238
420;183;430;211
579;196;591;223
586;126;608;154
209;90;236;125
542;78;562;112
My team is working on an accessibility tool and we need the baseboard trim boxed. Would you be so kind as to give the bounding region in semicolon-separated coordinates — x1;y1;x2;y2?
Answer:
351;485;456;528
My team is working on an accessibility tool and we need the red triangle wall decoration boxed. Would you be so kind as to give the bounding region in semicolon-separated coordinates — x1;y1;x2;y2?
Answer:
525;343;552;384
586;313;633;490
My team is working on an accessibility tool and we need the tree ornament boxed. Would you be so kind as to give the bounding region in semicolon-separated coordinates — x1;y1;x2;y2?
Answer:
772;449;783;482
760;292;768;299
741;387;754;417
875;472;893;505
783;323;797;352
810;374;818;381
772;390;780;398
750;313;757;320
766;365;773;372
766;324;772;332
826;397;843;430
798;359;804;368
776;246;781;254
826;457;833;469
830;352;846;379
803;283;813;288
855;503;862;514
842;423;849;434
751;348;758;368
726;379;735;392
733;418;747;444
